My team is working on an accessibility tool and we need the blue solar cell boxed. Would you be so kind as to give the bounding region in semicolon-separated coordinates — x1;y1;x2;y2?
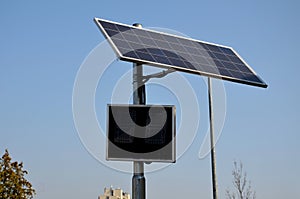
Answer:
211;52;231;62
152;54;171;65
179;52;194;62
150;32;165;41
183;61;196;70
220;47;236;56
235;64;252;73
135;51;156;62
94;18;267;88
116;24;131;32
212;60;225;68
230;70;247;79
184;46;199;55
136;48;149;53
168;57;186;68
100;20;117;30
201;64;219;74
162;50;182;60
177;37;194;47
192;55;210;65
105;29;119;37
227;55;245;65
133;28;151;38
162;34;179;44
121;33;140;43
169;43;187;53
148;48;166;57
139;37;157;46
243;74;262;82
156;41;172;50
220;61;239;71
123;51;139;59
204;44;223;54
127;42;145;51
112;39;131;50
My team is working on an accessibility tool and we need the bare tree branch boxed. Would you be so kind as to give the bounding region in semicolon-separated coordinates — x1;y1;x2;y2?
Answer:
226;161;256;199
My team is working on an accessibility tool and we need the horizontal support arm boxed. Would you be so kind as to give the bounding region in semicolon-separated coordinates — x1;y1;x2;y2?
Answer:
142;68;175;83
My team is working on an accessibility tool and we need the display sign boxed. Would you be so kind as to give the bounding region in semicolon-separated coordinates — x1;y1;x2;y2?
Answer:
107;104;176;163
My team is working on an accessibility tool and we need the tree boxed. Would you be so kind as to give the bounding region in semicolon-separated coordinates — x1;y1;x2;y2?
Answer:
0;149;36;199
226;161;256;199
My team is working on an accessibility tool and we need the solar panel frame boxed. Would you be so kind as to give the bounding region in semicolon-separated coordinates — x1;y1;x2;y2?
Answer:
94;18;267;88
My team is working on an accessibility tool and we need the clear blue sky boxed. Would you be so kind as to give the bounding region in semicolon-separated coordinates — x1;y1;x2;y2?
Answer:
1;0;299;198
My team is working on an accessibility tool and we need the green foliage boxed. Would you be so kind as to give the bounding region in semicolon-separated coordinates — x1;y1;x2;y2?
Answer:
0;149;36;199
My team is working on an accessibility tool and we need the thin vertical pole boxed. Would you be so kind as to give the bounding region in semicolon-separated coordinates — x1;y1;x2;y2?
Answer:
132;23;146;199
208;77;218;199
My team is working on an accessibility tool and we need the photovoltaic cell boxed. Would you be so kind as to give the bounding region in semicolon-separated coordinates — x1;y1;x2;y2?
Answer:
94;18;267;88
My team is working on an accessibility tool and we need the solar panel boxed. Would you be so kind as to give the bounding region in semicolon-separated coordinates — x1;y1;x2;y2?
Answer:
94;18;267;88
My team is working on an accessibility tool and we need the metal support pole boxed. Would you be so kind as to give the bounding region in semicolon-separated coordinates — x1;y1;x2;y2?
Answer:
132;23;146;199
208;77;218;199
